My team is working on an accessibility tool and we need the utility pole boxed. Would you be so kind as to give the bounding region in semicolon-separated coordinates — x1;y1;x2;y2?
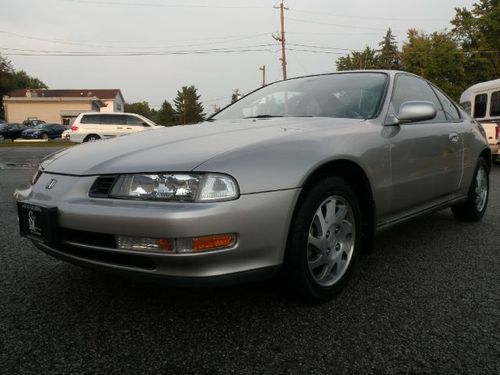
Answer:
259;65;266;86
273;0;288;80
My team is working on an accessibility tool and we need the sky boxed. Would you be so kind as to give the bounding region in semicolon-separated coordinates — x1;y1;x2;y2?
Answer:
0;0;477;115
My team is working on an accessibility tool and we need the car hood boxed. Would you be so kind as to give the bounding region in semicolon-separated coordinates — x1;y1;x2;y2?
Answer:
43;118;361;175
22;129;42;134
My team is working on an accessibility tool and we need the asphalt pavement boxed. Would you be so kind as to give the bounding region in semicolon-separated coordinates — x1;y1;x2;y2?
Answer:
1;146;499;374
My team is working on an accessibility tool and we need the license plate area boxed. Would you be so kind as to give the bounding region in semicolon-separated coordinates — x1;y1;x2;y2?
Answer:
17;202;58;244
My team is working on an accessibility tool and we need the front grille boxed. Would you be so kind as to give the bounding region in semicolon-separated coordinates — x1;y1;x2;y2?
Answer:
89;175;117;198
59;227;116;248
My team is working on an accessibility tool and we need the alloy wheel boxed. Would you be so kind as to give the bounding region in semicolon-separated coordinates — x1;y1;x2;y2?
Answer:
474;165;488;212
307;195;356;287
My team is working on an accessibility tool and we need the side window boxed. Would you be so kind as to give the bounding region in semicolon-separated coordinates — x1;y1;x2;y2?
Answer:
432;87;461;121
391;75;446;122
80;115;101;124
490;91;500;117
473;94;487;118
126;115;145;126
460;101;471;115
101;114;126;125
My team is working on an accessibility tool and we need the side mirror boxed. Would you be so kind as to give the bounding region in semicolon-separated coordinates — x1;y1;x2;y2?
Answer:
395;101;437;124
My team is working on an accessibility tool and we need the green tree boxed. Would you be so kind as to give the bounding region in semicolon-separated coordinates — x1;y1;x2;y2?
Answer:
11;71;47;90
156;100;175;126
124;101;154;120
451;0;500;84
377;28;402;70
401;29;466;100
173;85;205;125
336;46;379;71
0;54;47;120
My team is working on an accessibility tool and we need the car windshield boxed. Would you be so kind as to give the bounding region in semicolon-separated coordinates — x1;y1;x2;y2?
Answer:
0;124;7;130
33;124;48;129
212;72;388;121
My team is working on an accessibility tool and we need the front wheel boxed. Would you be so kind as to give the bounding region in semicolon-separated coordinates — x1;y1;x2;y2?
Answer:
41;133;49;140
285;177;362;303
451;157;489;222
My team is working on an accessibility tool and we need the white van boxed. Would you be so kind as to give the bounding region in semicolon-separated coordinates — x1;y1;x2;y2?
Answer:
67;112;160;143
460;79;500;162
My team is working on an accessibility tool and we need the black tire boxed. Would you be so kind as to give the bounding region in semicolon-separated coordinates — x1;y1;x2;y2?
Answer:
451;157;489;222
285;176;363;303
0;135;4;141
84;134;100;142
41;133;49;140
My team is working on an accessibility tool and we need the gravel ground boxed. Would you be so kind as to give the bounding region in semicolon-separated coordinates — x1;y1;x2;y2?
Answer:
1;147;499;374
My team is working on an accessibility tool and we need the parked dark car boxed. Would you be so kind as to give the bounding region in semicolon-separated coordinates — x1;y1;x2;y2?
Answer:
22;119;46;127
0;123;28;141
21;123;68;140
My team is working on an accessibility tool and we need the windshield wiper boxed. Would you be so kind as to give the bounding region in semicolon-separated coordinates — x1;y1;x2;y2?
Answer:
244;115;284;119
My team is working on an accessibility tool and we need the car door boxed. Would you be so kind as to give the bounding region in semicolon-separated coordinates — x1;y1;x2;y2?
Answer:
12;124;26;139
3;124;15;139
387;74;463;217
102;114;127;137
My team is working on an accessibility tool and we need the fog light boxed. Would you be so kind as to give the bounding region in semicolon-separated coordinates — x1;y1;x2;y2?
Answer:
116;236;174;252
116;233;237;253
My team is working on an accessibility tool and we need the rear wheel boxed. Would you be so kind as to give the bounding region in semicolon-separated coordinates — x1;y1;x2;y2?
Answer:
0;135;4;141
83;134;100;142
451;157;489;222
286;177;362;303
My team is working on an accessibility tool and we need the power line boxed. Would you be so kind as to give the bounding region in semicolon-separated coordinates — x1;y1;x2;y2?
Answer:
0;45;277;57
285;16;404;33
289;8;447;22
0;30;272;49
60;0;268;9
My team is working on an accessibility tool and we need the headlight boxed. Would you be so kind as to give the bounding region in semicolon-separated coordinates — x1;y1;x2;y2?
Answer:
108;173;239;202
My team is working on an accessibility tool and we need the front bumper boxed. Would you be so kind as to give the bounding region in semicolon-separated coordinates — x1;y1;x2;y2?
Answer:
16;172;300;282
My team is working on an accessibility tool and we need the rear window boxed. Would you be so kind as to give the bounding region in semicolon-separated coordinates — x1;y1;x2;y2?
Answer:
473;94;487;118
490;91;500;117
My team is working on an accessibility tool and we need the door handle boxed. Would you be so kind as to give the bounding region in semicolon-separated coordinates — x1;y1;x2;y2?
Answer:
449;132;459;143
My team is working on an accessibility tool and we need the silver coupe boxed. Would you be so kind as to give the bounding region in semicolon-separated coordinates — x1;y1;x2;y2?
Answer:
15;71;491;302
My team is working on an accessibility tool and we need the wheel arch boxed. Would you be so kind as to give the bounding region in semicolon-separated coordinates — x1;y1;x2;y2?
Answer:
286;159;376;258
83;134;101;142
479;147;492;171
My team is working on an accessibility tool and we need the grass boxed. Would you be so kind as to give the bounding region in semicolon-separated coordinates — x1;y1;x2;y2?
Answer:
0;141;76;148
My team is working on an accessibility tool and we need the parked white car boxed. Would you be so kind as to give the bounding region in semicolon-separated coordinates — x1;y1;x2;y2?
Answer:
460;79;500;162
67;112;160;143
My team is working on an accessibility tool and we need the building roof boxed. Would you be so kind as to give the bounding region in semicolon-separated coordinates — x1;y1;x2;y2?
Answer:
6;89;124;101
